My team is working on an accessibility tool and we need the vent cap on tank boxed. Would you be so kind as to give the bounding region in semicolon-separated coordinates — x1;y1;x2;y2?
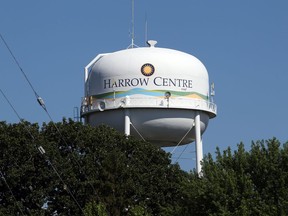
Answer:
146;40;157;47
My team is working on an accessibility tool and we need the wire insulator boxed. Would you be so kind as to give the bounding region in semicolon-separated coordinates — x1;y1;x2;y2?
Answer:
38;146;46;155
37;97;46;109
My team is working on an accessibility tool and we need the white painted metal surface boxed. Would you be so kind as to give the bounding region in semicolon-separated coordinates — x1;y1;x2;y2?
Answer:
195;111;203;174
81;44;217;173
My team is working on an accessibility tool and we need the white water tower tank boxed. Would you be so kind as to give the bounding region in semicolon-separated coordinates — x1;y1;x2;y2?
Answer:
81;41;217;148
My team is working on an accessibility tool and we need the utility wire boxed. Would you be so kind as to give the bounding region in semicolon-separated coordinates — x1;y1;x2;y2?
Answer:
0;33;39;99
38;147;85;215
0;33;97;196
0;34;58;125
0;88;85;215
0;88;36;141
0;33;51;120
0;171;25;216
0;88;23;123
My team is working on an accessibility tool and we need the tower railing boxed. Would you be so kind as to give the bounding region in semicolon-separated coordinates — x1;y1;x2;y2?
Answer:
81;96;217;118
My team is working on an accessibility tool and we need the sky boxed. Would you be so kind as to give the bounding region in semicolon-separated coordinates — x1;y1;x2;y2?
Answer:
1;1;288;171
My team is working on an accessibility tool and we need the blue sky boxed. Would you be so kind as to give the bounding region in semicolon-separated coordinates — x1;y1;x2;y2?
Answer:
1;1;288;171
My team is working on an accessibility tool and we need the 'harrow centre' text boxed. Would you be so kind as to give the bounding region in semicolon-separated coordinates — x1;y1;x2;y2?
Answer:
104;77;193;89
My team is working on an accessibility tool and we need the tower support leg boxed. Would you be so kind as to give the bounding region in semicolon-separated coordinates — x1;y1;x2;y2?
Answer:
195;111;203;175
125;109;130;136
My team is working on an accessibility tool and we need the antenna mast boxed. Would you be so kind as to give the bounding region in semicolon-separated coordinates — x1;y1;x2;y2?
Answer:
131;0;135;48
128;0;138;48
145;12;148;45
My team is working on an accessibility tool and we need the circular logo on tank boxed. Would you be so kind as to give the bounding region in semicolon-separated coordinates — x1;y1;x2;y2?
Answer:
141;63;155;76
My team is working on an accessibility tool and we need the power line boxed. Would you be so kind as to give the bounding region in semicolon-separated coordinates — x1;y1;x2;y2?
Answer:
0;171;25;216
0;33;54;121
0;33;98;197
0;88;35;140
0;88;85;215
0;88;23;122
37;147;85;215
0;33;39;99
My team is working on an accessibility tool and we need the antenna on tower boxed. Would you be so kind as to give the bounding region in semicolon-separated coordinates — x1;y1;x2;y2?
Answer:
128;0;138;48
145;12;148;45
210;82;215;96
210;82;215;103
131;0;135;47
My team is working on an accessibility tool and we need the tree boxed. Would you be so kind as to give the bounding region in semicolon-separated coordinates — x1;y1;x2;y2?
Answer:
0;121;50;215
2;120;288;215
0;120;187;215
181;138;288;215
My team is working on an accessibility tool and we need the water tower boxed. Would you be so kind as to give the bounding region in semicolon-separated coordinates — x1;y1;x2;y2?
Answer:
81;40;217;173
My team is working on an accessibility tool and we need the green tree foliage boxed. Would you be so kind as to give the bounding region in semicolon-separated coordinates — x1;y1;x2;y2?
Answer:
1;120;288;215
0;121;49;215
83;200;107;216
181;138;288;215
0;120;186;215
